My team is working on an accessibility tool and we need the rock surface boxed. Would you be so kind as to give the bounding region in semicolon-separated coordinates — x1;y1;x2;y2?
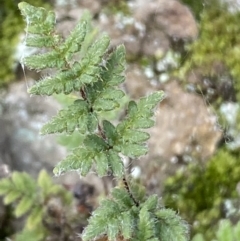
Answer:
0;81;67;177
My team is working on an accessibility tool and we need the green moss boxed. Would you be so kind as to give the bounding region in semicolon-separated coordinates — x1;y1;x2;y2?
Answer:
178;1;240;102
192;219;240;241
0;0;50;88
181;0;205;20
104;0;130;15
163;149;240;239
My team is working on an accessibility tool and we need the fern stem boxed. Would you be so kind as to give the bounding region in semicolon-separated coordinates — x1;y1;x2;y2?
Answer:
80;88;86;100
98;123;107;140
122;176;139;207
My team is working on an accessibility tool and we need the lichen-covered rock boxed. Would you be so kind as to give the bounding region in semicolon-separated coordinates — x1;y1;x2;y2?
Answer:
149;81;221;161
54;0;198;59
0;81;67;177
134;0;198;40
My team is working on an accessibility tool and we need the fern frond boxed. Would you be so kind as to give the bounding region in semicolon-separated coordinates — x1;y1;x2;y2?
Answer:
82;187;136;241
53;137;124;177
155;208;189;241
0;170;71;218
28;35;110;95
26;35;60;48
0;172;37;206
83;186;188;241
136;207;158;241
53;92;164;176
61;20;87;56
40;99;91;134
115;91;165;158
141;194;159;212
86;45;126;112
19;2;56;35
17;3;189;241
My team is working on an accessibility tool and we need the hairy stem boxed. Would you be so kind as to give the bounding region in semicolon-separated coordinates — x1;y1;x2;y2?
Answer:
122;176;139;207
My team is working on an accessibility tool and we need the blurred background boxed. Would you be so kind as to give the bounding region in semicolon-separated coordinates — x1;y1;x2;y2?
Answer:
0;0;240;240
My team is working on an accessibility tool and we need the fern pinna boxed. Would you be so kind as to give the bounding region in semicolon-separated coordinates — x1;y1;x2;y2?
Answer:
2;2;190;240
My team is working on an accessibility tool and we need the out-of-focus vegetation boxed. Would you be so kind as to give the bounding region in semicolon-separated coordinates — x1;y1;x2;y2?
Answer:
163;149;240;239
163;1;240;240
179;0;240;104
0;170;73;241
181;0;204;20
192;219;240;241
0;0;50;87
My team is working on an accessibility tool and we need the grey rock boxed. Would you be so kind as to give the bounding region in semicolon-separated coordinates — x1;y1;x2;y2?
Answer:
0;81;67;177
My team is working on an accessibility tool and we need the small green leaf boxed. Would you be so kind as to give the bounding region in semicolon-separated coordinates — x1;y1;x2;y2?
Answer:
15;197;34;217
108;150;124;177
19;1;55;35
12;172;26;192
53;148;93;176
137;207;156;241
4;191;22;205
84;134;108;151
37;170;52;191
40;99;89;134
62;20;87;54
155;208;189;241
129;182;146;203
82;198;124;241
94;98;119;111
26;206;43;228
127;101;138;116
138;91;165;112
87;112;98;133
107;219;119;241
21;173;38;192
102;45;126;86
82;220;105;241
103;120;117;144
131;118;155;129
84;35;110;65
101;89;125;100
111;187;134;210
142;195;158;212
24;51;64;70
124;130;150;144
28;69;77;95
120;144;148;158
26;35;58;48
95;152;109;177
121;211;133;239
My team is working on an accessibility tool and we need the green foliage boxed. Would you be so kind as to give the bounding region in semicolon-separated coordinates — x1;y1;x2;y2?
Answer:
181;0;205;20
0;0;23;86
17;2;189;241
18;1;165;178
0;170;72;241
163;149;240;239
82;186;189;241
179;0;240;102
0;0;50;87
104;0;130;15
192;219;240;241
